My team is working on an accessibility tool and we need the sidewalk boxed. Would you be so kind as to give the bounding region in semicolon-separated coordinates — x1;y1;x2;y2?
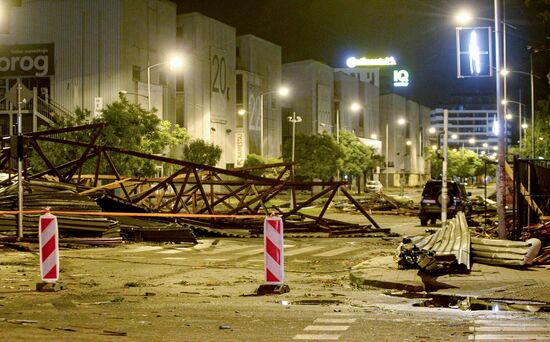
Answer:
350;255;550;303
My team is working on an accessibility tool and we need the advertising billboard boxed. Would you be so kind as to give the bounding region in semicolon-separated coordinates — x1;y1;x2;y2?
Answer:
0;43;55;77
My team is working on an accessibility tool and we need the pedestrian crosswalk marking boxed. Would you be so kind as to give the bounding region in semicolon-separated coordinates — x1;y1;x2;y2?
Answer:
313;247;358;257
293;334;340;340
314;318;357;324
323;312;361;317
203;245;258;254
285;246;324;256
304;325;349;331
471;326;550;332
157;250;183;254
474;320;549;326
123;246;163;253
469;318;550;341
235;247;265;256
469;335;550;340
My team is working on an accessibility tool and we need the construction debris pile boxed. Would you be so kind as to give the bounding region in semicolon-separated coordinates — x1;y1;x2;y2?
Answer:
397;212;544;270
335;192;417;216
0;180;196;244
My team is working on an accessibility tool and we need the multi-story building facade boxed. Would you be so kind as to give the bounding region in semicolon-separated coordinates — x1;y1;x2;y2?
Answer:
1;2;434;181
176;12;237;167
430;108;499;157
236;34;283;164
0;0;178;135
380;94;431;187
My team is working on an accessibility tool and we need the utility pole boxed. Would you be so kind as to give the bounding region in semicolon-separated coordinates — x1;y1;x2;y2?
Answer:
495;0;507;239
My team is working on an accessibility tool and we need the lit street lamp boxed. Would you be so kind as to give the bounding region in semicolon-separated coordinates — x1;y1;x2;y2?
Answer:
288;112;302;209
146;55;183;113
502;99;527;149
455;4;507;238
385;118;406;193
336;102;361;187
260;86;289;158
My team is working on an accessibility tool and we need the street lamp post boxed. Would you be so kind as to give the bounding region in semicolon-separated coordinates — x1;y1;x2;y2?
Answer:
146;56;183;113
336;102;361;190
260;86;289;158
455;3;507;239
503;99;526;150
396;118;406;194
288;112;302;209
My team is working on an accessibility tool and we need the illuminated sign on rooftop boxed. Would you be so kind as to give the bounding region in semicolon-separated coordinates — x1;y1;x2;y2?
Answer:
346;56;397;68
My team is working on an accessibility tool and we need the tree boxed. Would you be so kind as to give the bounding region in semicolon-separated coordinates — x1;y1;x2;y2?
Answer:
516;95;550;158
337;131;379;183
428;148;487;182
281;132;342;181
30;94;190;177
243;154;283;177
182;139;222;166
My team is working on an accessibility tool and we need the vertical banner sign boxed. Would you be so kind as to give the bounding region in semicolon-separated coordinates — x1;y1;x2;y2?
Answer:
39;213;59;283
264;216;284;284
456;26;492;78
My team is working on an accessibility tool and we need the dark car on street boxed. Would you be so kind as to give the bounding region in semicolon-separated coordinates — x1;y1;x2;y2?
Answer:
418;180;472;226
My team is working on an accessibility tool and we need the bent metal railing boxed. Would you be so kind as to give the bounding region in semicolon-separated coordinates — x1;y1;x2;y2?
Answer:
0;124;384;234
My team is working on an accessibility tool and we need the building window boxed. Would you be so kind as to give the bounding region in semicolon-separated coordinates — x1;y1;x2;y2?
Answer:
132;65;141;82
236;74;243;104
159;71;167;86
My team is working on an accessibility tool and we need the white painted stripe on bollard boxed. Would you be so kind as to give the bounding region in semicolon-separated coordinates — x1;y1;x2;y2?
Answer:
264;216;284;284
39;213;59;283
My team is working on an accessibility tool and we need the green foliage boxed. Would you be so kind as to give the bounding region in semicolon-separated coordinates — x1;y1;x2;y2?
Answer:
182;139;222;166
337;130;378;178
281;132;343;181
428;148;488;181
243;154;283;177
29;94;190;177
515;95;550;158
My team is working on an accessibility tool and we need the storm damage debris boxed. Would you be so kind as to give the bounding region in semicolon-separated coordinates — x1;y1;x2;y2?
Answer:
0;180;196;244
0;124;390;239
0;180;118;237
336;192;418;215
397;212;544;271
471;237;542;266
397;212;471;272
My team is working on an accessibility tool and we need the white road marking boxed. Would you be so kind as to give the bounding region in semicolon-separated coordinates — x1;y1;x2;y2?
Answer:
162;257;187;260
203;245;258;254
293;334;340;340
474;320;550;327
314;318;357;324
304;325;349;331
157;250;183;254
471;326;550;332
469;335;550;340
323;312;362;316
313;247;359;257
235;247;265;256
469;319;550;341
122;246;163;253
284;246;324;256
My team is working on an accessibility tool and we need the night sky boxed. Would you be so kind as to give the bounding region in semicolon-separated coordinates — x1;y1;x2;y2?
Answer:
173;0;548;109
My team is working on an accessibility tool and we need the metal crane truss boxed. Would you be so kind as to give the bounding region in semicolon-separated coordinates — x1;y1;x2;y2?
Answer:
0;124;388;237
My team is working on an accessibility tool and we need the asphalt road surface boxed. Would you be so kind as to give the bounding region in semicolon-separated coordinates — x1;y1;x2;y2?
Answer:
2;215;550;342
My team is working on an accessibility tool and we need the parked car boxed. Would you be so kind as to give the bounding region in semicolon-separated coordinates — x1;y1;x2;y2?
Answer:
365;180;383;193
418;180;472;226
